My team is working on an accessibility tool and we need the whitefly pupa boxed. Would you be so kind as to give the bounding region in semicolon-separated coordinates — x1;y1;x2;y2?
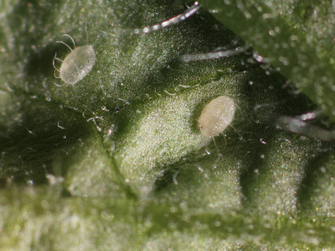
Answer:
53;33;96;85
130;1;334;142
198;96;236;137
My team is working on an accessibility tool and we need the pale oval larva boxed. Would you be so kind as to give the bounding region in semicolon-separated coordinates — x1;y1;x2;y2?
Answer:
198;96;235;137
53;33;96;85
59;45;96;85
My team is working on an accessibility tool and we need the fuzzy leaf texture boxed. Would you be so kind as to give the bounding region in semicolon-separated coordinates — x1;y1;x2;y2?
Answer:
0;0;335;250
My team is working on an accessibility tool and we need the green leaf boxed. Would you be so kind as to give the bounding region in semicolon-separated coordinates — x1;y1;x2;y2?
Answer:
200;0;335;121
1;0;335;250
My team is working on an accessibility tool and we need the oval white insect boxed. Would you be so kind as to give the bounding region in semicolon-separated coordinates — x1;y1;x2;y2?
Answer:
53;34;96;85
198;96;236;137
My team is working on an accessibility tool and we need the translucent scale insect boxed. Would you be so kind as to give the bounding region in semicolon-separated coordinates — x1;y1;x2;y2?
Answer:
51;2;200;84
198;96;236;137
53;34;96;85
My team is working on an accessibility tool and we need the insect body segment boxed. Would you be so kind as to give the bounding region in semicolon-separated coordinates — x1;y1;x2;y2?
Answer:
198;96;236;137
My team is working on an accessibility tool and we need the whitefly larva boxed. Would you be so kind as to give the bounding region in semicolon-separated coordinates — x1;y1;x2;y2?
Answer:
53;34;96;85
198;96;235;137
51;2;200;84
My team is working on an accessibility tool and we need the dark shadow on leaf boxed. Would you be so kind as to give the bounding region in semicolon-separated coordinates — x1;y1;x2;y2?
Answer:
297;148;333;212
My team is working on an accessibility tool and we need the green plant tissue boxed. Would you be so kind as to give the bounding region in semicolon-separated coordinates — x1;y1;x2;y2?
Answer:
201;0;335;121
0;0;335;250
